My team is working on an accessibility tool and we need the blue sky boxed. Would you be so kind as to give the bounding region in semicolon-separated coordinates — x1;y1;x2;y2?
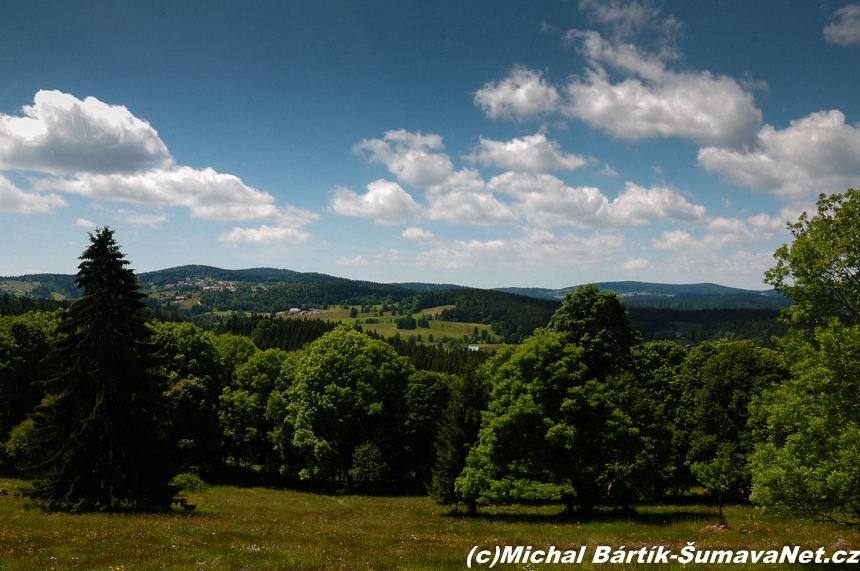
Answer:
1;0;859;290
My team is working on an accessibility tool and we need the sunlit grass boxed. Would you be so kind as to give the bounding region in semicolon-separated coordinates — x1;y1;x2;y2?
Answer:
1;478;858;570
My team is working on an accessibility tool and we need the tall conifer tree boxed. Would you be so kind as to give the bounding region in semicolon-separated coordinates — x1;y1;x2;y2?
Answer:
28;228;175;511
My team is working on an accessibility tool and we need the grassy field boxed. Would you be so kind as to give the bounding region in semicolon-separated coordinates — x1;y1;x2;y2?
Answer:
1;479;858;570
0;280;37;297
280;305;505;350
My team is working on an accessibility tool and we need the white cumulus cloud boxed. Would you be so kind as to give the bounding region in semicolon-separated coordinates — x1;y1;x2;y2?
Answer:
824;3;860;46
563;31;762;148
218;225;310;244
328;180;421;225
75;217;96;228
473;66;561;122
401;227;435;241
353;130;453;187
0;90;172;174
698;109;860;199
0;90;317;241
487;173;708;229
425;168;518;225
463;132;588;172
0;174;67;213
113;209;168;228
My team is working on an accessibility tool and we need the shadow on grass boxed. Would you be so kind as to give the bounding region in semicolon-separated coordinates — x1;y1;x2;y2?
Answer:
438;505;718;526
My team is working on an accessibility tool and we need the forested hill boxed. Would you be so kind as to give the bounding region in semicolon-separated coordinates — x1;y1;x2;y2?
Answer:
496;281;791;310
138;265;297;284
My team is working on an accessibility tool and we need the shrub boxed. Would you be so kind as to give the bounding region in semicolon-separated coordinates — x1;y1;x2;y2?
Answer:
169;472;210;493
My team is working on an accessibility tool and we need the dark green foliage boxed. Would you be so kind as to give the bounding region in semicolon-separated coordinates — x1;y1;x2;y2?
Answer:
215;314;337;352
0;293;70;315
26;228;176;511
348;442;387;490
547;284;641;380
403;371;453;488
428;368;490;511
612;341;689;502
679;340;788;512
150;322;225;475
456;330;647;514
629;308;793;348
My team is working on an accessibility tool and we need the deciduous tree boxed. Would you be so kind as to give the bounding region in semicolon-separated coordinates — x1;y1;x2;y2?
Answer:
765;188;860;324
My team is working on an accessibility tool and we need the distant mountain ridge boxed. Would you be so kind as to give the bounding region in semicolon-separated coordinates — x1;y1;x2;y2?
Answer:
494;281;790;310
3;265;789;310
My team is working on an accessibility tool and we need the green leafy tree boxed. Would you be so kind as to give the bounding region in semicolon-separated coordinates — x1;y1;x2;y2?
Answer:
456;329;644;514
212;333;259;382
680;340;788;516
610;341;688;502
751;324;860;524
749;189;860;523
0;311;60;456
220;348;294;470
26;228;176;511
151;322;224;474
546;284;641;381
270;325;413;487
765;188;860;324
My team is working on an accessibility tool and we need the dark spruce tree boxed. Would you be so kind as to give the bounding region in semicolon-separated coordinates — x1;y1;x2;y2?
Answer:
27;228;176;511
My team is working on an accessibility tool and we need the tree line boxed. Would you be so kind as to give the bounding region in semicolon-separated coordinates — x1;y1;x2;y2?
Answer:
2;188;858;523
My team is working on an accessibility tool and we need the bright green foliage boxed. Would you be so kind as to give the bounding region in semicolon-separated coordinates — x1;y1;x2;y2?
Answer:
765;188;860;324
271;325;413;487
212;333;259;379
680;340;788;512
546;284;641;381
0;311;59;455
150;322;224;387
456;329;644;514
27;228;176;511
750;324;860;524
169;471;210;492
220;348;294;470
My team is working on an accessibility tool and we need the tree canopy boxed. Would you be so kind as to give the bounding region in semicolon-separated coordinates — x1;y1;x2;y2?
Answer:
765;188;860;324
546;284;641;380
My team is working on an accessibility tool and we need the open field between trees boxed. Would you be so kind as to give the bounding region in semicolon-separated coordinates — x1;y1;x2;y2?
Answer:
0;480;857;570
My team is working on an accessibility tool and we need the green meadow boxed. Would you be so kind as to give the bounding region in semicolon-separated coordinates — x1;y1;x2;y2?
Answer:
1;479;858;570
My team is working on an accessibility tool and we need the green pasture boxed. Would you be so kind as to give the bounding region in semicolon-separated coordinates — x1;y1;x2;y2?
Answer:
0;480;857;570
0;280;36;296
278;304;504;350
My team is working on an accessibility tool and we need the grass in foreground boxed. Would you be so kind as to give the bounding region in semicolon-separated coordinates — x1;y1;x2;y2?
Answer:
1;479;858;570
